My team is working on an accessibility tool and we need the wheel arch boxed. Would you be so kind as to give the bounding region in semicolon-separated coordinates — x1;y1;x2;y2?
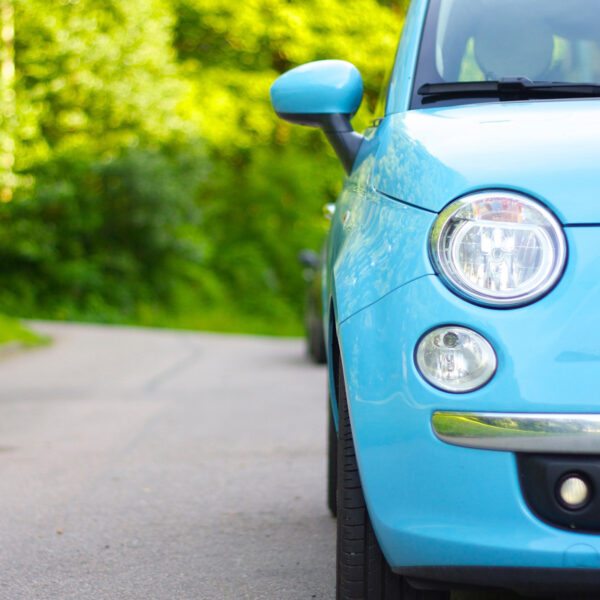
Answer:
328;298;341;429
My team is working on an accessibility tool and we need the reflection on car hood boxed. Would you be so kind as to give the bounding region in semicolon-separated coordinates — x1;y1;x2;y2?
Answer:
371;99;600;224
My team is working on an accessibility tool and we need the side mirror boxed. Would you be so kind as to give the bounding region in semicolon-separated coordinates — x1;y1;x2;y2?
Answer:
270;60;365;174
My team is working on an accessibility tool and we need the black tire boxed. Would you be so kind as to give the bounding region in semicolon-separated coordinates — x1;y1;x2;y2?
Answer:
336;358;450;600
328;395;338;517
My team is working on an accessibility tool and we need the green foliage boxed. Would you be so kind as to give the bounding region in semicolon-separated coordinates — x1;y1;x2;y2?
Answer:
201;145;336;319
173;0;403;149
0;147;209;321
14;0;191;170
169;0;404;331
0;0;405;335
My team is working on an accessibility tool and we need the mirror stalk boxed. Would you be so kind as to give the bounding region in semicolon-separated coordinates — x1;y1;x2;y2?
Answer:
276;113;364;175
322;115;365;175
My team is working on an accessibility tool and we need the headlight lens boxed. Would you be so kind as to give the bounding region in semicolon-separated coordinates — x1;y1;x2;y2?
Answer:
416;326;497;393
430;192;566;306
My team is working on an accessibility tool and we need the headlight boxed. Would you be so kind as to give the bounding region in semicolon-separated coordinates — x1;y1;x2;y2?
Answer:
430;191;567;307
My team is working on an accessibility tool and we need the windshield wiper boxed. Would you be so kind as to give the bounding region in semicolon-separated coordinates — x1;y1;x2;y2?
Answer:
418;78;600;103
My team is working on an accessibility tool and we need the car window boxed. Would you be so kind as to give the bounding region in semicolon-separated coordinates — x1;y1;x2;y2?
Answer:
411;0;600;108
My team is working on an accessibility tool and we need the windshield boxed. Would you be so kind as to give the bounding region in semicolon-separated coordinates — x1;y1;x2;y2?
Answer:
411;0;600;108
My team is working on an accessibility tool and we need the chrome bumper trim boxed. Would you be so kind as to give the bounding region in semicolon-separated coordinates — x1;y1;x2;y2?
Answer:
432;412;600;454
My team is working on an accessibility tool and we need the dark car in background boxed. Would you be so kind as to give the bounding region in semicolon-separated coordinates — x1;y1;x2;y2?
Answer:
298;249;326;364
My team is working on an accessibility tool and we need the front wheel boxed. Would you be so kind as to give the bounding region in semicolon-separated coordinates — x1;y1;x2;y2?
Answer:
335;357;449;600
327;394;337;517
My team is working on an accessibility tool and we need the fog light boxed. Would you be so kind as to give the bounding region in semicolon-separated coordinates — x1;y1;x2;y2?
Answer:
558;475;591;509
415;326;497;393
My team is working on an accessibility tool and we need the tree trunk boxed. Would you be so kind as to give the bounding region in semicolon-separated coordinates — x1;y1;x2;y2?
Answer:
0;0;15;202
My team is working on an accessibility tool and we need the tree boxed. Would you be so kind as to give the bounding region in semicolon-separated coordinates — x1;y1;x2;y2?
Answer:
0;0;407;334
173;0;404;151
13;0;193;173
0;0;15;201
0;0;210;324
170;0;404;322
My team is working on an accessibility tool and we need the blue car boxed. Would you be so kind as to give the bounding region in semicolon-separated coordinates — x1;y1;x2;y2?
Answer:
271;0;600;598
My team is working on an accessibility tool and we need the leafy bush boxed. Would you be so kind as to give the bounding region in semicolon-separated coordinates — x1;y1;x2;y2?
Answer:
200;144;337;318
0;147;211;322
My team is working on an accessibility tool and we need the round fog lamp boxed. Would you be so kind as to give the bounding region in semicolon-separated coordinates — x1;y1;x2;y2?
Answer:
415;326;497;393
558;475;590;509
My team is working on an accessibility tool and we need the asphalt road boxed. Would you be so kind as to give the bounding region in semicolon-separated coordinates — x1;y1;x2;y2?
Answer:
0;322;525;600
0;322;333;600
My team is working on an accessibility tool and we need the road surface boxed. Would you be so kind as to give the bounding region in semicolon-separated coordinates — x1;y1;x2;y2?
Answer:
0;322;333;600
0;322;523;600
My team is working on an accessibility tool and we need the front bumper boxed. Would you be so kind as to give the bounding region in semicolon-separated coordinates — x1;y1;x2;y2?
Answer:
336;226;600;583
397;566;600;596
432;412;600;454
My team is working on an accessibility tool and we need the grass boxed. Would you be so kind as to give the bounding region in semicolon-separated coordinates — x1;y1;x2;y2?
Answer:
7;304;305;338
133;308;304;337
0;292;306;338
0;314;50;348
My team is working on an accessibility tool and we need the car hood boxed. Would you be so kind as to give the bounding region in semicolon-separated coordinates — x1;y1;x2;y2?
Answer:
370;99;600;224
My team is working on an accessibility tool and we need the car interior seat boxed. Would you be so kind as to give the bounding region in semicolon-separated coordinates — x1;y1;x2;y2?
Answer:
474;16;555;81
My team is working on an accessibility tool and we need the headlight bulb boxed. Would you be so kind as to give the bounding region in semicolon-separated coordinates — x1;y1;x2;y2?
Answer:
430;192;566;307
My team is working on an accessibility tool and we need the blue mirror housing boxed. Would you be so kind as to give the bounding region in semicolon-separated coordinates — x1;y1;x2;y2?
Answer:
270;60;365;174
271;60;363;117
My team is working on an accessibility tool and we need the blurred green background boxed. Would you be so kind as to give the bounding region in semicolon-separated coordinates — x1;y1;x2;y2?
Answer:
0;0;405;338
